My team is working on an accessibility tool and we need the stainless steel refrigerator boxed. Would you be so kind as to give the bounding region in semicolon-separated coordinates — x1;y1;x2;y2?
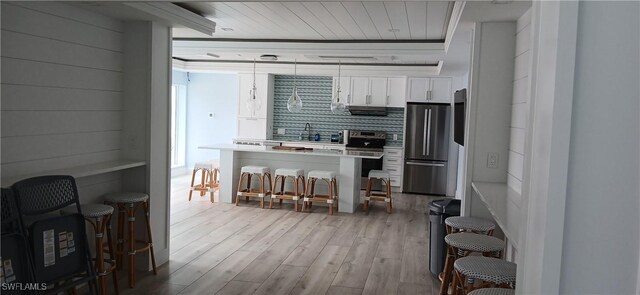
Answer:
403;103;450;195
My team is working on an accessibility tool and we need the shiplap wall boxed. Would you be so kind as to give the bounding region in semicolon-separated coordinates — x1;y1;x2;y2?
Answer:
1;2;125;199
507;10;531;194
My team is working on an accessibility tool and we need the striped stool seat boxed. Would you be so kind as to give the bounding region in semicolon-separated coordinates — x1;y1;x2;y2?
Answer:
454;256;517;285
468;288;515;295
241;166;270;174
307;170;336;179
61;204;114;218
104;192;149;204
274;168;304;177
194;160;219;170
368;170;390;179
445;233;504;253
445;216;496;234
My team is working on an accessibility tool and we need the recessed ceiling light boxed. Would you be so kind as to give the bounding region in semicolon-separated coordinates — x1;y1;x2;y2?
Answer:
206;53;220;58
388;28;400;32
220;27;234;31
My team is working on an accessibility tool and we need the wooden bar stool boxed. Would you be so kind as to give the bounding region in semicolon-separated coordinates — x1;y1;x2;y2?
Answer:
61;204;119;295
104;192;157;288
189;160;220;203
468;288;515;295
271;168;305;211
452;256;516;295
364;170;392;213
302;170;338;215
236;166;272;209
440;233;504;295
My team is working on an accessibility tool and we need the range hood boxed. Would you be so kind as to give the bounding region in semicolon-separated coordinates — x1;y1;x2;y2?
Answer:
347;106;388;116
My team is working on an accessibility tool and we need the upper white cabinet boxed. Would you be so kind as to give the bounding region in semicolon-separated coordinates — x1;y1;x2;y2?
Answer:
387;77;407;107
350;77;371;106
368;77;388;106
237;73;274;140
407;77;452;103
238;73;273;119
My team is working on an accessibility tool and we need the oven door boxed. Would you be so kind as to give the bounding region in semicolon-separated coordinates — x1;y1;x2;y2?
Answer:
361;157;384;190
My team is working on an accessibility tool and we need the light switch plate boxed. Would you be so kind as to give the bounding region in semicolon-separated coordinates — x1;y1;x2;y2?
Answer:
208;112;214;118
393;134;398;140
487;152;499;168
277;128;286;135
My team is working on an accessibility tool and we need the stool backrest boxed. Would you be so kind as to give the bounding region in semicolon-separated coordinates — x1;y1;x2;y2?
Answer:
2;188;22;233
1;188;36;286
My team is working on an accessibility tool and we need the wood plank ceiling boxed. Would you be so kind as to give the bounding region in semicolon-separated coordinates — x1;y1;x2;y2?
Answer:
176;1;455;40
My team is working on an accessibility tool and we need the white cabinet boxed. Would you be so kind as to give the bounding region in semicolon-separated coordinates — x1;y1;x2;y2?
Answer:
368;77;388;106
383;147;403;187
237;74;274;140
387;77;407;107
407;77;452;103
350;77;370;106
238;73;273;119
347;77;388;106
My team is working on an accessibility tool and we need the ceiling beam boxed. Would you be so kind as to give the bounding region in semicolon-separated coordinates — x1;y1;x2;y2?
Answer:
124;2;216;36
445;1;467;52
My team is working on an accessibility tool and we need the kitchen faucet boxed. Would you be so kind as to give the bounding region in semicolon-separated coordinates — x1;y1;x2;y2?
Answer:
304;123;311;141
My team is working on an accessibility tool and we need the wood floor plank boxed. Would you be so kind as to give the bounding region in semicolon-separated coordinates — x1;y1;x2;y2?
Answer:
397;282;437;295
252;264;307;295
241;211;304;252
357;218;386;239
375;221;406;259
326;286;363;295
233;233;307;283
282;225;337;267
327;217;366;247
167;234;254;286
362;257;402;295
331;237;379;289
178;250;262;294
215;280;261;295
400;236;431;286
290;245;350;295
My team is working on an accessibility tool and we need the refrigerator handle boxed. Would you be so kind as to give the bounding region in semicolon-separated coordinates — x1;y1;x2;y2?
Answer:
406;161;445;167
426;109;432;156
422;109;428;155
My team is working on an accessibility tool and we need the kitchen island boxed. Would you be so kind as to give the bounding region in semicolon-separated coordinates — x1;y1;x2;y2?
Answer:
199;144;383;213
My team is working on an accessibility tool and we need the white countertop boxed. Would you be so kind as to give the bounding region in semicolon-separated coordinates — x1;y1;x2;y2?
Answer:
200;144;383;159
471;181;521;248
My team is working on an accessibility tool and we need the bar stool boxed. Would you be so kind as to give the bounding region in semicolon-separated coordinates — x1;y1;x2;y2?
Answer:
468;288;515;295
452;256;516;295
236;166;272;209
440;233;504;295
104;192;157;288
445;216;496;235
302;170;338;215
189;160;220;202
271;168;305;211
61;204;119;295
364;170;392;213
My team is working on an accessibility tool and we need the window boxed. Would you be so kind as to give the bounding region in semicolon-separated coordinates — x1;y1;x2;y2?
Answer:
171;85;187;168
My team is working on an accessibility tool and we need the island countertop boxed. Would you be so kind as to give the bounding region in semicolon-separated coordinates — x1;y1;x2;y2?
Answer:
199;144;383;159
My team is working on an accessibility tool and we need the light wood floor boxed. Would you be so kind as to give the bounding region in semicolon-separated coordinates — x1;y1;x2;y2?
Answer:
118;174;441;295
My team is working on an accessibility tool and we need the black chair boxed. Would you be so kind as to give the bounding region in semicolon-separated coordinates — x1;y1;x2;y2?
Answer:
11;175;98;295
1;188;36;294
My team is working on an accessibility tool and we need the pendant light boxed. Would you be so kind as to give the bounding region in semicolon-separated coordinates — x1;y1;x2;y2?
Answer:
286;59;303;113
247;59;261;114
330;60;346;114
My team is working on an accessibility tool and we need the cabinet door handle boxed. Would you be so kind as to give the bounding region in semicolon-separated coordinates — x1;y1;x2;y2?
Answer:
347;94;351;104
386;95;390;105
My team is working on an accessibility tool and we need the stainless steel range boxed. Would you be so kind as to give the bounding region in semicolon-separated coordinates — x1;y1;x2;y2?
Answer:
346;131;386;190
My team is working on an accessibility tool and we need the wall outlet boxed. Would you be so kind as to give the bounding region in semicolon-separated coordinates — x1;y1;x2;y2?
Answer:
487;152;499;168
277;128;286;135
393;134;398;140
208;112;214;118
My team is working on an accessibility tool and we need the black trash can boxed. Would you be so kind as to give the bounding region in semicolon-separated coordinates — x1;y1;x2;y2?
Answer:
428;198;461;277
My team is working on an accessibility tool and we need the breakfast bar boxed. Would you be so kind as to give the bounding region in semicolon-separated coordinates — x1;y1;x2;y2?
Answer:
199;144;383;213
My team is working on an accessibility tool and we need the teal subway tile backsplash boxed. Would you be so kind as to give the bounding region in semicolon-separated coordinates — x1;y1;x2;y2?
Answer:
273;75;404;147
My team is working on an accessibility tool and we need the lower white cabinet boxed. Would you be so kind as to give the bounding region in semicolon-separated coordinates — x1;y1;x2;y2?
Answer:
383;147;403;187
237;117;271;140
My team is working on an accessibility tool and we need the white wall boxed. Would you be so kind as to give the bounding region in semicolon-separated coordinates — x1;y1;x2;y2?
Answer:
559;2;639;293
183;73;238;168
1;2;125;200
507;10;531;195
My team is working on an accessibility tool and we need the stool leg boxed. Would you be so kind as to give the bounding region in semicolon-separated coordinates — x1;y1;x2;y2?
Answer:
302;177;311;212
116;207;125;271
270;175;279;209
188;169;197;201
143;201;158;275
236;173;245;206
208;169;215;203
199;168;206;196
127;204;135;288
293;177;299;212
279;176;284;207
246;174;252;202
328;179;334;215
94;217;106;295
439;246;455;295
386;178;392;214
309;178;316;208
333;178;338;213
364;178;372;212
259;174;265;209
105;214;119;294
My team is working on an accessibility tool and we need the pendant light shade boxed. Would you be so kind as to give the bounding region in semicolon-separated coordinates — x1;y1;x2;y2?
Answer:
331;61;346;114
287;59;303;113
247;59;261;113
